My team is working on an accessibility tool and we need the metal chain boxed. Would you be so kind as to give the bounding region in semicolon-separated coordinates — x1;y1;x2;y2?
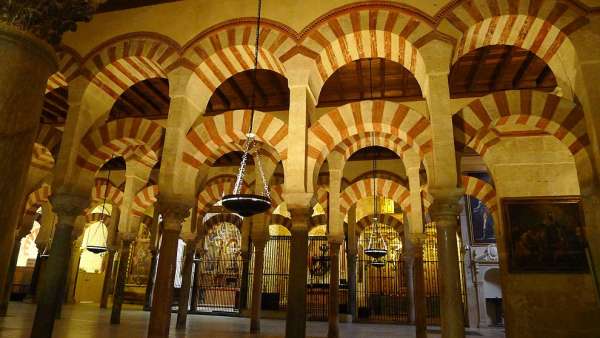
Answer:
253;146;271;198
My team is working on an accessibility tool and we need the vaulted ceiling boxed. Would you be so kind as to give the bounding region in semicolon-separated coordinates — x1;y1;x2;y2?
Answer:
97;0;181;13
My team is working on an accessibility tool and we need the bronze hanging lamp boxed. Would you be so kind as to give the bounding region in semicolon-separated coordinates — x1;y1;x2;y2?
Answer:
86;156;113;254
363;59;388;262
222;0;271;217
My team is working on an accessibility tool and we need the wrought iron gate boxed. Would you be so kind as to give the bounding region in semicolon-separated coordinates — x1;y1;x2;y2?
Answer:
356;237;410;323
195;223;243;314
248;236;291;311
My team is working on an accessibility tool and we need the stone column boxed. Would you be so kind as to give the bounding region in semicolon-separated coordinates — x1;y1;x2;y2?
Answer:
0;3;98;316
250;237;266;333
30;194;87;338
0;225;27;315
328;236;343;338
430;190;464;338
189;253;201;311
100;208;120;309
64;234;83;305
285;206;310;338
110;235;134;324
408;234;428;338
176;237;196;330
147;203;189;338
346;206;358;320
403;242;416;323
144;209;161;310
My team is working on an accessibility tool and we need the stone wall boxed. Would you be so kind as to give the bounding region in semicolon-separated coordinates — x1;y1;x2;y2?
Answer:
488;135;600;338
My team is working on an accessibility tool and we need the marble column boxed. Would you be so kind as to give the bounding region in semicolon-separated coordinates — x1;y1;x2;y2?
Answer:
0;231;24;315
408;234;428;338
285;207;310;338
346;206;358;320
430;191;465;338
250;238;266;333
144;210;161;311
144;249;159;310
403;244;416;323
0;3;98;316
147;203;189;338
30;194;87;338
328;237;343;338
239;217;252;310
176;238;196;330
110;235;134;324
189;254;201;311
101;207;120;309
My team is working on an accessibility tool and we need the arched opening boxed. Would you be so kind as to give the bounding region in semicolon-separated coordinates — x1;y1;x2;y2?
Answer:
205;69;289;115
449;45;557;98
108;77;170;121
42;86;68;125
318;58;423;107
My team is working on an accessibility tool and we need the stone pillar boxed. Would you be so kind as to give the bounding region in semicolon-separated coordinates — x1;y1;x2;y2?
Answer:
100;208;120;309
30;194;87;338
64;235;83;305
144;209;161;310
144;249;159;310
285;207;310;338
0;231;24;315
403;243;416;323
408;234;428;338
250;237;266;333
346;206;358;320
328;236;343;338
110;235;134;324
176;238;196;330
147;203;189;338
189;253;201;311
430;191;464;338
0;3;98;316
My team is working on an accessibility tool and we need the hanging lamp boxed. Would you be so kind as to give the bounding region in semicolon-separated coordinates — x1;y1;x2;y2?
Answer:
222;0;271;217
364;59;388;261
86;156;113;254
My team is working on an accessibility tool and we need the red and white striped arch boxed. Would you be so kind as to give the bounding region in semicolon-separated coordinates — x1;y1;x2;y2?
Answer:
340;177;410;216
461;175;498;216
308;100;432;191
30;143;55;172
91;178;124;208
203;213;243;232
443;0;587;64
300;6;434;94
196;179;251;216
131;185;159;217
76;118;165;172
46;48;82;94
356;213;403;233
24;184;52;216
82;34;178;98
36;125;62;158
183;110;287;169
452;90;593;183
182;21;294;109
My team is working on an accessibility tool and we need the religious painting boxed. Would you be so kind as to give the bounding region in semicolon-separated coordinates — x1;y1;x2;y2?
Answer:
467;196;496;244
127;240;152;285
502;197;588;273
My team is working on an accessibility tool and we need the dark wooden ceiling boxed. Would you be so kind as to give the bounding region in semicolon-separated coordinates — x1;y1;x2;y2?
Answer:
205;70;290;115
449;45;557;97
41;45;558;125
347;145;400;161
109;78;170;121
213;151;253;167
42;87;68;125
319;58;424;106
97;0;180;13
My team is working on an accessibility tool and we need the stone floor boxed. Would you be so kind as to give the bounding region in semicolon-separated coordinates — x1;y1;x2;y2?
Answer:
0;302;505;338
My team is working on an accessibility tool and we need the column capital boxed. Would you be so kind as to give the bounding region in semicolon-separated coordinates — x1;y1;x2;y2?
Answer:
159;201;191;232
0;1;105;45
119;232;137;243
328;234;344;246
429;187;463;219
284;192;313;210
50;193;88;218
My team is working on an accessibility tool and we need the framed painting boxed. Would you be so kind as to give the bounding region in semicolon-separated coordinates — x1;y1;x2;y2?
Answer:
466;195;496;244
502;196;588;273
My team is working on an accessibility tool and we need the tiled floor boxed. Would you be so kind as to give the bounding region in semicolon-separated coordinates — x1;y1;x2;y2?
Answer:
0;302;505;338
